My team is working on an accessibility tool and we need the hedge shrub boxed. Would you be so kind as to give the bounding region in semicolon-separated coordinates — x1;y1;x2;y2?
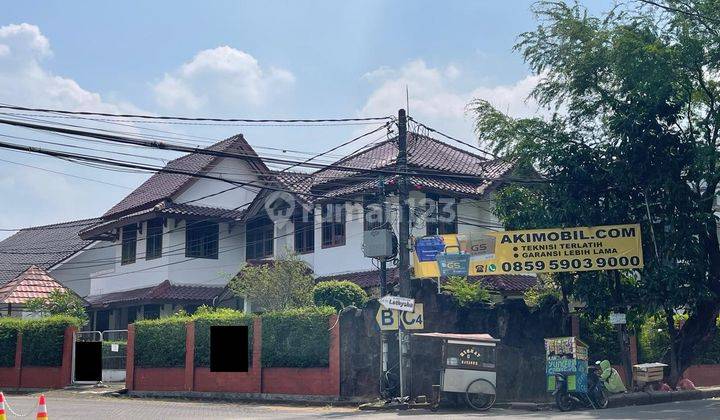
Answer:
192;306;254;367
0;318;22;367
313;281;368;311
134;316;187;368
261;306;334;368
18;315;82;367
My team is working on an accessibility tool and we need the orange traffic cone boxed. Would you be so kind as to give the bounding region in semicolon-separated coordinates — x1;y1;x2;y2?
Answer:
36;394;48;420
0;391;7;420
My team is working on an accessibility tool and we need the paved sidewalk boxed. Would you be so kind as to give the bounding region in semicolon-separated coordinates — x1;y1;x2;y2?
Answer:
0;392;718;419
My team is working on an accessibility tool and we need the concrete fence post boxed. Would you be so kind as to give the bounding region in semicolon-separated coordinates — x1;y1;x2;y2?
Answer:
14;330;22;388
629;335;638;365
329;314;340;396
126;324;135;391
184;321;195;391
571;315;580;337
60;326;76;387
254;317;263;393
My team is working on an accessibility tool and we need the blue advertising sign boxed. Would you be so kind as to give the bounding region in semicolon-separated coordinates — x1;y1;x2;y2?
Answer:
437;253;470;277
415;236;446;262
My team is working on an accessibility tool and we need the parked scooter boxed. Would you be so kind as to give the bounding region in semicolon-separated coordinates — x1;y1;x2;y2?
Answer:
553;365;608;411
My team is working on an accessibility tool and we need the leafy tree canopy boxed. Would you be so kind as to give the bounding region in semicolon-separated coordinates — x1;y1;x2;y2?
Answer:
229;254;315;312
471;0;720;383
25;289;88;322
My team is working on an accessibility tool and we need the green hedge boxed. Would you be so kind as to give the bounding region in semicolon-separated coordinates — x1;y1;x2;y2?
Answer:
313;281;367;311
21;315;82;367
0;318;22;367
192;307;254;367
261;306;334;368
134;317;187;368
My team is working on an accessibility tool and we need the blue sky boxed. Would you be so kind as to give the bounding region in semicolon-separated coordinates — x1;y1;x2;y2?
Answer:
0;1;613;236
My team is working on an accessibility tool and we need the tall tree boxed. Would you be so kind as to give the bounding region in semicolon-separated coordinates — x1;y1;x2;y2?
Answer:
472;0;720;384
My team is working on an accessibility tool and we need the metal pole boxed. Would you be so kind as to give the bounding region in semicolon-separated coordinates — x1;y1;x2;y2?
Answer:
398;322;404;400
379;258;388;396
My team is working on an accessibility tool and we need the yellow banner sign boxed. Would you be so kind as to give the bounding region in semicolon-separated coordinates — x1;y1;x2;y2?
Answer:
413;224;643;277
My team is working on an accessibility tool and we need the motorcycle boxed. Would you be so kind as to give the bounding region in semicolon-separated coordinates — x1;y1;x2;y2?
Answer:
553;365;609;412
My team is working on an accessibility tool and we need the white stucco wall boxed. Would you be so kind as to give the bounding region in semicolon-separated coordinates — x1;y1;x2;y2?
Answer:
174;158;259;208
88;157;260;296
288;191;502;277
50;241;115;297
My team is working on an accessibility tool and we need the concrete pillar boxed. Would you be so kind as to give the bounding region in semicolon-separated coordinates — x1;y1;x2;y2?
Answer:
60;326;76;387
14;331;22;388
571;315;580;337
126;324;135;391
184;321;195;391
629;335;638;365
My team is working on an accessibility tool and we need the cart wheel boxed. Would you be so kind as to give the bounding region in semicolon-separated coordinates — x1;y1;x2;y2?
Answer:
465;378;496;411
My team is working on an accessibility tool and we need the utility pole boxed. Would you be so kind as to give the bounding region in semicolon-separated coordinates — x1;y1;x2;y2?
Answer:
378;177;389;397
397;108;410;297
396;108;411;399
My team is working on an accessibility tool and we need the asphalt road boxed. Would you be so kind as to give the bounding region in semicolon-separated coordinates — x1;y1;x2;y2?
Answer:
1;393;719;419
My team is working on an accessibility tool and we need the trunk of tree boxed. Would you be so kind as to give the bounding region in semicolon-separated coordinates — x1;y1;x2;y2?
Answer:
665;199;720;386
666;301;720;386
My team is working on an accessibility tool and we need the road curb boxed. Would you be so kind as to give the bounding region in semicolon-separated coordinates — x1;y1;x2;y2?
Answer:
607;387;720;409
125;390;364;406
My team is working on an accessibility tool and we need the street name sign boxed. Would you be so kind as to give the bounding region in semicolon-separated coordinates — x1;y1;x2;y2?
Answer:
379;295;415;312
610;312;627;325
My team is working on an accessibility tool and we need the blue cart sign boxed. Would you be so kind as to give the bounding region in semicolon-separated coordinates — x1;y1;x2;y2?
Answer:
415;236;446;262
437;253;470;277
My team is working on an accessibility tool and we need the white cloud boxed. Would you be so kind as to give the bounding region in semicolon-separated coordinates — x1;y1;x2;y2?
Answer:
0;23;132;113
153;46;295;111
359;59;545;142
0;23;149;237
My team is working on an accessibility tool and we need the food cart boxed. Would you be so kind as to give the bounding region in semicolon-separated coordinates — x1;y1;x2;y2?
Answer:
633;363;667;391
413;332;500;411
545;337;589;393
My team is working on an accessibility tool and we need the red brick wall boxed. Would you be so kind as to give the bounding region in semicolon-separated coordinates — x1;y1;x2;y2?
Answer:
134;367;185;391
126;316;341;397
0;326;74;389
683;364;720;387
0;368;18;388
193;318;262;393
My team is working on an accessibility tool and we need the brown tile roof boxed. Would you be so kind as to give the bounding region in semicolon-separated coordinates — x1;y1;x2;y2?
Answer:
315;268;536;292
312;133;513;187
103;134;268;218
0;265;72;304
80;201;248;239
0;218;100;285
86;280;224;308
270;170;314;199
272;133;514;201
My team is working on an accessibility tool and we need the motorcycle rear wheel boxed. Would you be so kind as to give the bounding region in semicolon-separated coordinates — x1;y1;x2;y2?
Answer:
594;388;609;409
555;392;574;412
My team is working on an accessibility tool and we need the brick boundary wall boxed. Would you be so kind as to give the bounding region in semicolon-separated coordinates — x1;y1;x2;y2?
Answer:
126;316;340;397
0;326;75;389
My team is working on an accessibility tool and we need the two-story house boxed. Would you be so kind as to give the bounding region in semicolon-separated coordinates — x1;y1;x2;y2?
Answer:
3;131;535;330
